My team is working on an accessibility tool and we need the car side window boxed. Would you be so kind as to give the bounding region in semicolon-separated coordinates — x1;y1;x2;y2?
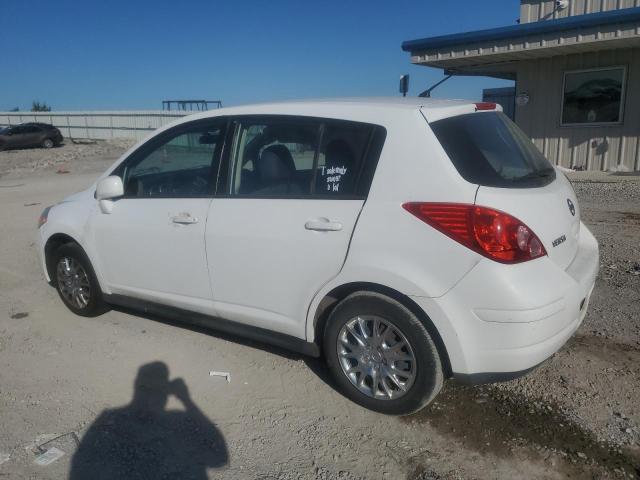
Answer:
224;116;386;199
120;122;225;198
315;121;373;197
230;119;321;197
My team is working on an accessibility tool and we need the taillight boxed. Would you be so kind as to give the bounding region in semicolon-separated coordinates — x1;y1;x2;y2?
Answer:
402;203;546;264
474;102;496;111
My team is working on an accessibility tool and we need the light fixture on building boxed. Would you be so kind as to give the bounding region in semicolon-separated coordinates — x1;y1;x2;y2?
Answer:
555;0;569;10
515;92;530;106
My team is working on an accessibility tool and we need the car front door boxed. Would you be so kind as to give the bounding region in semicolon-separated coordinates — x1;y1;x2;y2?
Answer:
89;119;227;312
5;126;27;148
205;116;385;338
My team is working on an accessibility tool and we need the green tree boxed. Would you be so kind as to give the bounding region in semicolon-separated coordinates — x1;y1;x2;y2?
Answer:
31;101;51;112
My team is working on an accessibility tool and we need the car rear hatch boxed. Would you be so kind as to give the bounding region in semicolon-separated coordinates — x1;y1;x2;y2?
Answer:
424;106;580;270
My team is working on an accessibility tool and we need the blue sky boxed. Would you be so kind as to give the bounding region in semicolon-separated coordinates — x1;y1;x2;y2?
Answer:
0;0;518;110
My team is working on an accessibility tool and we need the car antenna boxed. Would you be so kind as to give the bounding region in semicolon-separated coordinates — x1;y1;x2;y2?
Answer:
418;74;453;98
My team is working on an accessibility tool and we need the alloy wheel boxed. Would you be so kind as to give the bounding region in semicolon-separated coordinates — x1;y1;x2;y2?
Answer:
336;315;416;400
56;257;91;309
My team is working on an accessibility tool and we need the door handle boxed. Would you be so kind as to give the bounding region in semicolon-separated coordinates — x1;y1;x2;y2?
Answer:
171;214;198;225
305;218;343;232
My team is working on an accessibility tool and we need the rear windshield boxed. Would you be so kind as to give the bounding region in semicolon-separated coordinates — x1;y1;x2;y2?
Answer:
430;111;555;188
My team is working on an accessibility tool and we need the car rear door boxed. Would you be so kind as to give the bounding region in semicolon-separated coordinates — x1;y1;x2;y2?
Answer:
475;177;580;270
205;116;385;339
428;110;580;269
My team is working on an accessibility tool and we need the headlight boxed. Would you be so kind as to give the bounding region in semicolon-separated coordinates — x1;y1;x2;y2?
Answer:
38;206;52;228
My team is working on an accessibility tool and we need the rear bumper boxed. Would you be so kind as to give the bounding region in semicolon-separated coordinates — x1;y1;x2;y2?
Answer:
452;361;544;385
412;222;599;381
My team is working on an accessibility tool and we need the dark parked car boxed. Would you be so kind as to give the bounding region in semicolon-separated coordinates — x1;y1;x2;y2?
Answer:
0;123;63;150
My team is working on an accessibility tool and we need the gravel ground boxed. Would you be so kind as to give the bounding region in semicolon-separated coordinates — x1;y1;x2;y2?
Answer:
0;142;638;479
0;139;135;178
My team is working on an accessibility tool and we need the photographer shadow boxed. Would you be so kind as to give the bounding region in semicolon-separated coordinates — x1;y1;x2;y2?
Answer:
69;362;228;480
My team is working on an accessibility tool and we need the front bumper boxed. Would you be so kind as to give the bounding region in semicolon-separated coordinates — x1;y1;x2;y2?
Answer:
36;225;50;282
412;222;599;381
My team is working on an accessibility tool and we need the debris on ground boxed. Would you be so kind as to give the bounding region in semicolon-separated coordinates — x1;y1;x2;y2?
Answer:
210;371;231;383
33;447;65;466
25;431;80;455
69;138;97;145
24;434;59;453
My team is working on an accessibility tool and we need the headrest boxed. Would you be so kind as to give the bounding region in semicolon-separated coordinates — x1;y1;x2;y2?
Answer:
256;144;296;182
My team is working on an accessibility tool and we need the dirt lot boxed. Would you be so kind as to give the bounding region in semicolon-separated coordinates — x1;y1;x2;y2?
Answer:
0;141;639;479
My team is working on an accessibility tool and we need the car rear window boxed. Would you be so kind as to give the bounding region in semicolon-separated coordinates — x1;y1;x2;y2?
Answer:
430;111;555;188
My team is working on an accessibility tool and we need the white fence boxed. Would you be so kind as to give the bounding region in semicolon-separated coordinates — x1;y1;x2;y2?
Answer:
0;111;189;140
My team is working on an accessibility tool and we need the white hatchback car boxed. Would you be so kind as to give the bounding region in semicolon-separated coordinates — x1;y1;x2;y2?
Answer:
38;98;599;414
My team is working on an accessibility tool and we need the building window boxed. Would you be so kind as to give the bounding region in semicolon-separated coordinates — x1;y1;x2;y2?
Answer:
561;67;626;126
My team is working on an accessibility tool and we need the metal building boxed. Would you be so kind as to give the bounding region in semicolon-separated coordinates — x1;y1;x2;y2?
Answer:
402;1;640;171
482;87;516;120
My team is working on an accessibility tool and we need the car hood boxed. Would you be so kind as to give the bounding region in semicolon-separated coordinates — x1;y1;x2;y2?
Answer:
61;184;96;204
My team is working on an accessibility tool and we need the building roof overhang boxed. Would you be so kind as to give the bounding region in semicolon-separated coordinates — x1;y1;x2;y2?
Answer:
402;7;640;77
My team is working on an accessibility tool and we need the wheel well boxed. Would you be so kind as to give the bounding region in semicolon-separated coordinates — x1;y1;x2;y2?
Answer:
312;282;453;378
44;233;79;282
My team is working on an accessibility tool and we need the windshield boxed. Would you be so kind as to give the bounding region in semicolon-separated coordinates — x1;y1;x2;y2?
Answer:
430;111;555;188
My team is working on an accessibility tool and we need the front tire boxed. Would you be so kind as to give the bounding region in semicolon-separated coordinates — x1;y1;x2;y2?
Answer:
42;138;54;149
324;291;443;415
53;243;106;317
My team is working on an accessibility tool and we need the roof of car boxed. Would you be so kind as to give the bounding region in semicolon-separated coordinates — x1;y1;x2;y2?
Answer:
177;97;477;125
231;97;473;110
22;122;56;128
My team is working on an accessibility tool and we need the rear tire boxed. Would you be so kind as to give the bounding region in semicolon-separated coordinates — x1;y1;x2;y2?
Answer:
323;291;443;415
52;243;107;317
42;138;54;149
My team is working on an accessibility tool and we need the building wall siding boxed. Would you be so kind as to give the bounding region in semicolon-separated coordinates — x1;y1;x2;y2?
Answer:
0;111;187;140
520;0;640;24
515;47;640;170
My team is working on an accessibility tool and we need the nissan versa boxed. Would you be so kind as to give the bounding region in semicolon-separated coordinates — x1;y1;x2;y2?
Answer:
37;98;599;414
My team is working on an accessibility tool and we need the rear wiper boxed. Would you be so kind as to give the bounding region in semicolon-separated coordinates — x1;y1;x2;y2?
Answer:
515;168;555;181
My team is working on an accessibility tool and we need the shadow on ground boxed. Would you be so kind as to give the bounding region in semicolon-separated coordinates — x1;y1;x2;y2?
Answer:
70;361;228;479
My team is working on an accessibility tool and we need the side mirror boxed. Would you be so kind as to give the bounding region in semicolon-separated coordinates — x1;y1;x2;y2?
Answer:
399;74;410;97
96;176;123;214
96;175;123;200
